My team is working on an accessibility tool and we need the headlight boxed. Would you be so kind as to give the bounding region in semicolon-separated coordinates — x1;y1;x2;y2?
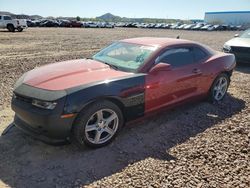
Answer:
32;99;57;110
223;44;231;53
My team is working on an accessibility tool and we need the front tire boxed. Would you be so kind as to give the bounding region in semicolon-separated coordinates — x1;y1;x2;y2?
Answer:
72;100;124;148
209;73;230;102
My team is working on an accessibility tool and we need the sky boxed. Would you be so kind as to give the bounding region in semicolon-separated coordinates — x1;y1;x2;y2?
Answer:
1;0;250;19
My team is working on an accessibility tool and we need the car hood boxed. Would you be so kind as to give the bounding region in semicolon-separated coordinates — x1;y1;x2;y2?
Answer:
225;37;250;48
21;59;132;91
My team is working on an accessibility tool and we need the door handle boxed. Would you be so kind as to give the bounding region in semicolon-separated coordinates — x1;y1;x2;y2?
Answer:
192;68;202;74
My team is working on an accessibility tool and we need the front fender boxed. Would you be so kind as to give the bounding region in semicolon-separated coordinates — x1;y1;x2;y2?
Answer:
64;74;146;121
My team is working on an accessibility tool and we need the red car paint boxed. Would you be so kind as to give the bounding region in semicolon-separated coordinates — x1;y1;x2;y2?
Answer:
144;51;235;113
120;38;235;113
23;38;235;114
24;59;131;91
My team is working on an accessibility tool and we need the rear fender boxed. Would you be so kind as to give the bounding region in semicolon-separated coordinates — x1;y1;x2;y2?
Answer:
204;53;235;91
206;52;236;77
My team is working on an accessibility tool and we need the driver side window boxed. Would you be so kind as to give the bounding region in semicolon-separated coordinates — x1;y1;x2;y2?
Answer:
158;47;194;68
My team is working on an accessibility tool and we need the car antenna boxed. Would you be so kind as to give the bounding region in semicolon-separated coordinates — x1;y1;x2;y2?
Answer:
176;35;180;39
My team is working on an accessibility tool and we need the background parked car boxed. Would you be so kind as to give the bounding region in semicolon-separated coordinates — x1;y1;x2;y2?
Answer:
170;23;181;29
191;23;205;30
59;20;71;27
0;15;27;32
223;28;250;64
184;24;196;30
39;20;59;27
70;21;82;27
177;24;187;30
26;20;35;27
86;21;98;28
5;16;247;31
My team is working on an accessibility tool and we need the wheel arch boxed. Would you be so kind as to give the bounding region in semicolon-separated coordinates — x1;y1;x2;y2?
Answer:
7;23;14;27
208;72;230;102
210;71;231;90
221;70;232;80
78;96;125;114
69;96;126;135
90;96;126;116
70;96;125;123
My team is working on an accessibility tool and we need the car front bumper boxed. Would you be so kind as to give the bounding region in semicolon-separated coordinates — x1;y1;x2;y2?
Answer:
223;46;250;64
234;53;250;64
11;95;76;145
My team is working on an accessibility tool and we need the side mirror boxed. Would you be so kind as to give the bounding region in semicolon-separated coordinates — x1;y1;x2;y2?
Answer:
234;34;239;37
149;63;171;73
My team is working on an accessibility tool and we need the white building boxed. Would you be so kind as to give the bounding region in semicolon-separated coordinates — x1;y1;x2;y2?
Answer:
204;11;250;25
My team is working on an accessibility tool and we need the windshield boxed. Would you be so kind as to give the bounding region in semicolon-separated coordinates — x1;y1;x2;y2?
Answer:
240;29;250;38
92;42;157;72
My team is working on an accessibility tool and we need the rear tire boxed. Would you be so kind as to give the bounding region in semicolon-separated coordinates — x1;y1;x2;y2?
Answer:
17;27;23;32
7;24;15;32
208;73;230;102
72;100;124;148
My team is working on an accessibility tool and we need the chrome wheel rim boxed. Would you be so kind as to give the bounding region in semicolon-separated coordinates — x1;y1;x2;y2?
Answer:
84;109;119;144
213;77;228;101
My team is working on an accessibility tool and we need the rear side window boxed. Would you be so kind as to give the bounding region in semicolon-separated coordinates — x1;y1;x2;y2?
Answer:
193;47;207;62
3;16;12;20
158;48;194;67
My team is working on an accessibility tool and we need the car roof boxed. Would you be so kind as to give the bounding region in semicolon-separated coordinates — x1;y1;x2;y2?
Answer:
120;37;215;55
120;37;197;48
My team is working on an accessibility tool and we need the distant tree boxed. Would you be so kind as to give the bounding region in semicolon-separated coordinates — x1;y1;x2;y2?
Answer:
76;16;81;21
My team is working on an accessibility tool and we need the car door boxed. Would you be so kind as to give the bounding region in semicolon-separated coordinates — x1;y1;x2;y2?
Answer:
2;16;12;26
145;47;204;113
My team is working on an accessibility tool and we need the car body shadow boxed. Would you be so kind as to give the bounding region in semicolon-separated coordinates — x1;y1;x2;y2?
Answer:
0;30;25;33
0;94;245;187
0;30;12;33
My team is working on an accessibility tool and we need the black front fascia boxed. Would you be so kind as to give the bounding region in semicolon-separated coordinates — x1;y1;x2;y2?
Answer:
65;74;146;121
13;74;146;122
14;83;67;101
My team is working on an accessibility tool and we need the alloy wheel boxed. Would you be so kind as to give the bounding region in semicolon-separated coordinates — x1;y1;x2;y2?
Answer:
84;109;119;144
213;76;228;101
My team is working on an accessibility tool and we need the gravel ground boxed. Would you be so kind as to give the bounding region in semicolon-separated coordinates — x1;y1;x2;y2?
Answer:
0;28;249;188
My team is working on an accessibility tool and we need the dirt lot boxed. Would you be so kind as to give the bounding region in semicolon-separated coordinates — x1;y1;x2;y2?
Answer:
0;28;249;188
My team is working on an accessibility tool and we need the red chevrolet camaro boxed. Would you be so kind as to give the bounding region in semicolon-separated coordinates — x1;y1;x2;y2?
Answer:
11;37;236;148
